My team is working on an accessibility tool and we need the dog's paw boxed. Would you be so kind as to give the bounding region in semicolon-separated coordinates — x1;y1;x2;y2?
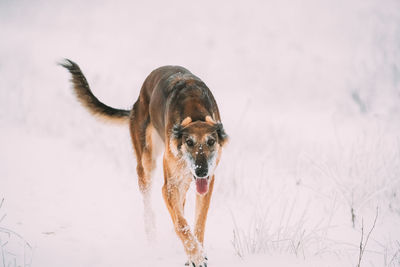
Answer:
184;262;207;267
185;256;208;267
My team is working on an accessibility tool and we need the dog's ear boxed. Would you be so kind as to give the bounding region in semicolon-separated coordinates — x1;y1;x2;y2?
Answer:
170;117;193;156
171;117;192;139
216;123;228;146
170;124;183;157
172;123;183;139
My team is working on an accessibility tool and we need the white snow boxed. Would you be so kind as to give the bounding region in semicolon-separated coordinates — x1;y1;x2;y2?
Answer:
1;0;400;266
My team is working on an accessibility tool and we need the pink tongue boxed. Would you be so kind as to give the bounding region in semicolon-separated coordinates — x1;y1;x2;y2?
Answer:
195;178;209;195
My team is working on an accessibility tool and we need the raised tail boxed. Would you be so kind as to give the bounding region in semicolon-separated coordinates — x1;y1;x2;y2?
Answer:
59;58;130;124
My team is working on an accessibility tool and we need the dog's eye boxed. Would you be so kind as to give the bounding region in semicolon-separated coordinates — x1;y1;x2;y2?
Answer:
186;139;194;147
207;139;215;146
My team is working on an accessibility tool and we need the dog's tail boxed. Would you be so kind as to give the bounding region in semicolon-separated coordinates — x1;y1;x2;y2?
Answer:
59;58;130;124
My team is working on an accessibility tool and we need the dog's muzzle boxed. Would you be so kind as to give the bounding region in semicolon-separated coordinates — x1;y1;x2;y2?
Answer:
193;161;209;195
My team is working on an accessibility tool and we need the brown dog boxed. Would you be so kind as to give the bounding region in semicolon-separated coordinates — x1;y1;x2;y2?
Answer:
60;59;228;267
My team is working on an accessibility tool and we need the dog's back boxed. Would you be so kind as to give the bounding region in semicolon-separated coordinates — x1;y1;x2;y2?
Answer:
142;66;222;140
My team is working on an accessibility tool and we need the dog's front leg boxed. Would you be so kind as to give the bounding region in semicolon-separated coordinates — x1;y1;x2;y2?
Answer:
162;159;206;266
194;175;215;245
162;183;206;265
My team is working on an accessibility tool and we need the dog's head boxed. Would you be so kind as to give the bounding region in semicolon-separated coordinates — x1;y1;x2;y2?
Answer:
170;116;228;195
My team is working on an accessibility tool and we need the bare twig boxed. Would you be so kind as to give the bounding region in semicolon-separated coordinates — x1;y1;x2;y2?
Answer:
357;218;365;267
387;240;400;266
0;198;5;224
357;207;379;267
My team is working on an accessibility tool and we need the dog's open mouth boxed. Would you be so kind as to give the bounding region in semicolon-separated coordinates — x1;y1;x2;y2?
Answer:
194;176;209;195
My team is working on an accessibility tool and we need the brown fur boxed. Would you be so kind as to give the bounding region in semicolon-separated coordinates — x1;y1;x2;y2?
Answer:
60;59;228;266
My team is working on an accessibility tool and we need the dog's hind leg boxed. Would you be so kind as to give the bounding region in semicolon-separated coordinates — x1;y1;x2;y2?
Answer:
129;105;159;242
142;124;163;242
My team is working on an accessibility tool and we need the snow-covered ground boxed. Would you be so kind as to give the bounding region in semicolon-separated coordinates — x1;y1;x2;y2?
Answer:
1;0;400;266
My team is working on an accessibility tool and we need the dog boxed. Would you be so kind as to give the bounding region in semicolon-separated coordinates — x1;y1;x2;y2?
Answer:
60;59;228;267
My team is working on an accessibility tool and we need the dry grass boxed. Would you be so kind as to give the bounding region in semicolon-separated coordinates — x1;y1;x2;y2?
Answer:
0;199;33;267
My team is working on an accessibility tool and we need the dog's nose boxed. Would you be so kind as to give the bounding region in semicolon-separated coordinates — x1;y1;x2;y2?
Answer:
195;167;208;178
